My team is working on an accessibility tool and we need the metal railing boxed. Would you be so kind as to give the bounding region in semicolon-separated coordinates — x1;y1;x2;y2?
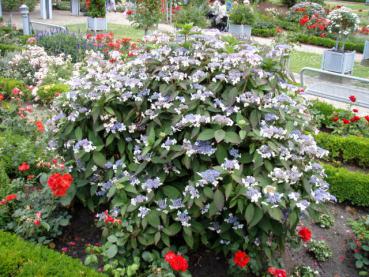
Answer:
300;67;369;108
30;21;67;34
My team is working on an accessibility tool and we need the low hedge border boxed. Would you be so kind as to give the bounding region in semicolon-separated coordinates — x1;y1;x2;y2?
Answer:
316;132;369;168
0;231;105;277
252;28;276;37
325;164;369;207
295;34;364;53
0;43;23;56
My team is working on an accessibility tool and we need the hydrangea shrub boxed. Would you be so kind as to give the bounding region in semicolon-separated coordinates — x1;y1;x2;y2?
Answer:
50;33;335;273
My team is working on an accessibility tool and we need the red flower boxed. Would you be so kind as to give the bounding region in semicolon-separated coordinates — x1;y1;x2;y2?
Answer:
35;121;45;133
12;87;21;96
233;250;250;268
164;251;188;272
126;10;134;15
298;226;312;242
350;116;361;123
47;173;73;197
0;94;4;101
331;116;339;122
342;118;350;124
268;267;287;277
5;194;17;202
34;219;41;226
299;15;309;26
353;109;359;113
349;95;356;102
18;162;30;172
276;26;283;33
365;115;369;122
320;33;327;38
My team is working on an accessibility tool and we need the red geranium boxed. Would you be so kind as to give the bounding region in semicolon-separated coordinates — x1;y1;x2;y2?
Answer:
18;162;30;172
268;267;287;277
233;250;250;268
0;194;17;205
298;226;312;242
331;116;339;122
164;251;188;272
365;115;369;122
35;120;45;133
342;118;350;124
47;173;73;197
350;116;361;123
353;108;359;113
126;9;134;15
299;15;309;26
0;94;4;101
349;95;356;102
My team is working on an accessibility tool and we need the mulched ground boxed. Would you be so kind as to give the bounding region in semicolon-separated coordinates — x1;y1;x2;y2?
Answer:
54;202;366;276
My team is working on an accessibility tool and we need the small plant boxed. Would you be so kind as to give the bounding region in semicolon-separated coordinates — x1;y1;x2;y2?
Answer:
292;265;320;276
127;0;161;35
316;213;335;229
86;0;106;18
349;216;369;276
36;83;70;104
228;4;256;25
174;4;210;28
307;240;332;262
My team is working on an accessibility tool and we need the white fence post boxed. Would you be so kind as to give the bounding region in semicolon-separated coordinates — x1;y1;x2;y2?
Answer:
20;4;31;35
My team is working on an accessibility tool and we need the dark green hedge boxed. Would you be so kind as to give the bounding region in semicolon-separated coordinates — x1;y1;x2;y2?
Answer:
252;28;276;37
325;164;369;207
296;34;365;53
316;133;369;168
0;231;105;277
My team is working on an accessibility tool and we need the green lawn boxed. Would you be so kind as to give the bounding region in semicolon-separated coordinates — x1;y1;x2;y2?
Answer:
326;0;368;10
289;51;369;79
65;23;145;40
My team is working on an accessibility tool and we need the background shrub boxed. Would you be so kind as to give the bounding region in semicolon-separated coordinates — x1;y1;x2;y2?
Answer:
2;0;37;12
316;133;369;168
37;83;70;104
0;77;31;100
174;4;210;28
325;164;369;206
0;231;105;277
228;4;256;25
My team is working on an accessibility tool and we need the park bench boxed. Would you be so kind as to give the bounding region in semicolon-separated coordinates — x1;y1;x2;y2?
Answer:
300;67;369;108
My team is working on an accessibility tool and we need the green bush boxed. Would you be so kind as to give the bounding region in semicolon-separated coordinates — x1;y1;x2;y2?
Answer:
36;32;87;63
87;0;106;18
37;83;70;104
0;43;22;56
2;0;37;11
229;4;256;25
174;4;209;28
0;231;105;277
295;34;365;53
316;133;369;168
0;77;30;100
325;164;369;206
252;28;276;37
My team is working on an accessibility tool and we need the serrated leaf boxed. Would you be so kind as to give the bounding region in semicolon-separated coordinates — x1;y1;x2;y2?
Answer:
214;129;226;143
198;129;215;141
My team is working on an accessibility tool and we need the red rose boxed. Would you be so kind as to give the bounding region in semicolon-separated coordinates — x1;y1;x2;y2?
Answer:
350;116;361;123
35;121;45;133
298;226;312;242
342;118;350;124
164;252;188;272
0;94;4;101
268;267;287;277
299;15;309;26
365;115;369;122
18;162;30;172
5;194;17;202
47;173;73;197
353;109;359;113
331;116;339;122
233;250;250;268
349;95;356;102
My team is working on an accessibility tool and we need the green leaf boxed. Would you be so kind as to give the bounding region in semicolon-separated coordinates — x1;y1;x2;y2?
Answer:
106;244;118;258
75;127;83;140
268;208;283;222
198;129;215;141
214;129;226;143
224;183;233;200
183;233;194;248
162;186;181;198
215;144;227;163
224;132;241;144
93;152;106;168
245;204;255;224
249;208;263;228
163;223;181;236
147;210;160;228
213;189;225;211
